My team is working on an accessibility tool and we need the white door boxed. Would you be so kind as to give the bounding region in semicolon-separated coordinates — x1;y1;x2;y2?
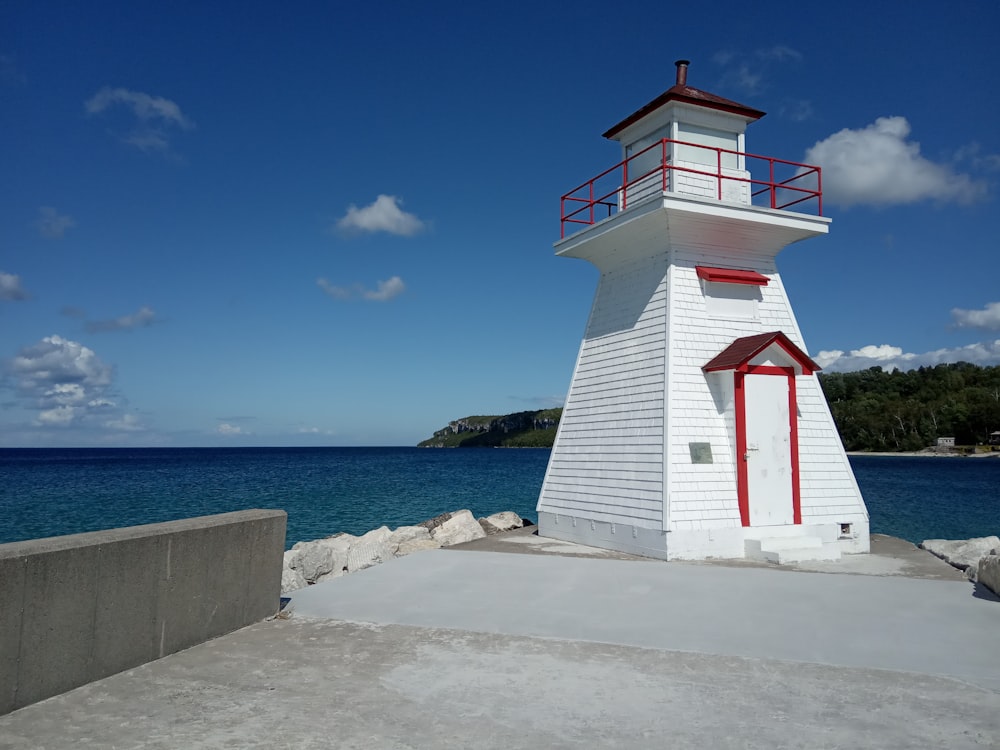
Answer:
744;374;793;526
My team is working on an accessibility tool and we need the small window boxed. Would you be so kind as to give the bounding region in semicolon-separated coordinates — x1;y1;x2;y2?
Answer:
704;281;761;320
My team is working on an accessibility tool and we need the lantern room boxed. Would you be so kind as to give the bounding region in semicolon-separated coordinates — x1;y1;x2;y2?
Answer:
605;60;763;207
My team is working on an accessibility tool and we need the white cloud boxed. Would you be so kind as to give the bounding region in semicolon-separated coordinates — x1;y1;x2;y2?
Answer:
36;206;76;239
85;306;158;333
363;276;405;301
336;195;426;236
85;87;194;129
105;414;144;431
0;271;28;301
85;86;194;153
316;278;352;300
217;423;247;435
951;301;1000;331
804;117;987;207
6;335;117;426
317;276;405;302
816;340;1000;373
952;142;1000;172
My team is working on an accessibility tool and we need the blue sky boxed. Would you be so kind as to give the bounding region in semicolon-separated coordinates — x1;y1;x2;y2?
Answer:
2;1;999;447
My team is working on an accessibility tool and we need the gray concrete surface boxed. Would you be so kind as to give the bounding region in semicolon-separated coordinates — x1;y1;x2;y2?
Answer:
289;548;1000;690
1;534;998;749
0;509;286;715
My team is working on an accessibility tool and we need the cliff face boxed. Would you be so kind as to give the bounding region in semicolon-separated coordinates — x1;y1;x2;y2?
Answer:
418;408;562;448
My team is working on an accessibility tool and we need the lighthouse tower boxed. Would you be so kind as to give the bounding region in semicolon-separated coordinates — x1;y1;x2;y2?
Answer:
537;61;869;563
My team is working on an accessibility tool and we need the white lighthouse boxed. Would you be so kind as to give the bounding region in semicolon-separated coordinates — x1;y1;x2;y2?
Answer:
536;61;869;563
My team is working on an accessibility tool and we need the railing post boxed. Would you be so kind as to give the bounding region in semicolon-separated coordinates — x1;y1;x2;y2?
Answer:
662;139;668;194
560;198;565;239
717;147;722;201
589;182;594;226
816;167;823;216
770;158;776;209
622;158;628;211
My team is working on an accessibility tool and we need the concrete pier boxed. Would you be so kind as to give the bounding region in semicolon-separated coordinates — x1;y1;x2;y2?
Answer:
0;531;997;749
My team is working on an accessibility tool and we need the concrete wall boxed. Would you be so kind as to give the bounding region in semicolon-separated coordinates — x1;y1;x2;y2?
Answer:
0;509;286;716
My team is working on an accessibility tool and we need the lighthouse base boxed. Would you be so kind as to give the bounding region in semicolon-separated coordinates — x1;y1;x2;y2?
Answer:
538;512;870;562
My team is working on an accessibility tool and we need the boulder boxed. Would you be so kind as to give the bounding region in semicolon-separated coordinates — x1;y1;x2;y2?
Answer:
388;525;433;549
919;536;1000;572
418;512;453;532
479;511;524;535
396;538;442;556
346;526;394;573
293;533;355;583
979;554;1000;597
429;509;486;547
281;566;307;594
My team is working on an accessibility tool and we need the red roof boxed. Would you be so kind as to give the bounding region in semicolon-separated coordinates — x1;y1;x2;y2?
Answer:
695;266;769;286
703;331;820;374
603;83;765;140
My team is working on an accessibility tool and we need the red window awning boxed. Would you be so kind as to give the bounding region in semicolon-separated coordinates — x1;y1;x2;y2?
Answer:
695;266;769;286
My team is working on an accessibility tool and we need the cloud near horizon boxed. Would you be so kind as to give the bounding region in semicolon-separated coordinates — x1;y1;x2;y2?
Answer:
85;86;194;153
317;275;405;302
804;117;988;207
951;301;1000;331
85;305;159;333
6;335;121;427
815;340;1000;373
335;195;426;236
0;271;28;301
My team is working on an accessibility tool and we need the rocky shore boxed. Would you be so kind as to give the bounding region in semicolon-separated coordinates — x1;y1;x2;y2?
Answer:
281;509;527;594
919;536;1000;595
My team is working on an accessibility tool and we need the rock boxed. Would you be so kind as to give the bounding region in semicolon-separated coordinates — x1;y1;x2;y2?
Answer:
919;536;1000;571
346;526;393;573
418;512;453;532
281;566;307;594
293;534;355;583
979;555;1000;597
429;509;486;546
388;525;432;549
396;538;442;556
479;511;524;535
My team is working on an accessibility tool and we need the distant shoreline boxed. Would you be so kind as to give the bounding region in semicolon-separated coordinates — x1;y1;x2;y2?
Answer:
847;450;1000;459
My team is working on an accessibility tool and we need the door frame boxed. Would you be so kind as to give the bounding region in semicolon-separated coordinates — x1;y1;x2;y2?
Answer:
733;364;801;528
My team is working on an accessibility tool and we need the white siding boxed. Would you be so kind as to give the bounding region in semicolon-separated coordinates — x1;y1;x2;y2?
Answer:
537;254;667;528
662;249;866;531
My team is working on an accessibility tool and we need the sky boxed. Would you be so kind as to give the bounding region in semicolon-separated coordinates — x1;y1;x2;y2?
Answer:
2;1;999;447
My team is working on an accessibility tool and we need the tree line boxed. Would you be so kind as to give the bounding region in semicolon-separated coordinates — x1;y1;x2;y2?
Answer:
819;362;1000;451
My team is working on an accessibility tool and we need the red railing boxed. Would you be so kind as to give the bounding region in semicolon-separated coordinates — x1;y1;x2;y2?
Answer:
559;139;822;238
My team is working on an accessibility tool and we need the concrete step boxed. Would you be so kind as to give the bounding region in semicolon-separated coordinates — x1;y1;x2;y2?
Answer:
745;536;842;564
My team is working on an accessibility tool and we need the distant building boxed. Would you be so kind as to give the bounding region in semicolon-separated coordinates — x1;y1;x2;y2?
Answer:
936;437;956;448
989;431;1000;447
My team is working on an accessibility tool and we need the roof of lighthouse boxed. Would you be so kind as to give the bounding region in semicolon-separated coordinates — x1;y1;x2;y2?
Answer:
602;60;766;140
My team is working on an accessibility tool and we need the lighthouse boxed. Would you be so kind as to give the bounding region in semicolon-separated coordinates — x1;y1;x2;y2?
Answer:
536;61;869;563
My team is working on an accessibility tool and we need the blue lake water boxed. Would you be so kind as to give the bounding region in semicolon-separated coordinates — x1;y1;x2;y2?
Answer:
0;448;996;548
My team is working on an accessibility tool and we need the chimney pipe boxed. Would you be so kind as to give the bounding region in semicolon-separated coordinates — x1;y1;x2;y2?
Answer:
675;59;690;86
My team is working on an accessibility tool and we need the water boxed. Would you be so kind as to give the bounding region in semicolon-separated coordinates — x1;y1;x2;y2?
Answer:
0;448;997;548
0;448;548;548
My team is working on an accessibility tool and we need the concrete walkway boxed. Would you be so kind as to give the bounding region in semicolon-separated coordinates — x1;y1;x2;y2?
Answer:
2;539;998;749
